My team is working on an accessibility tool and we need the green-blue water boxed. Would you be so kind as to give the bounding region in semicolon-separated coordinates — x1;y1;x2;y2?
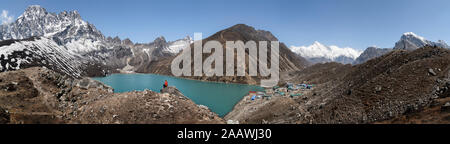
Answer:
92;74;263;117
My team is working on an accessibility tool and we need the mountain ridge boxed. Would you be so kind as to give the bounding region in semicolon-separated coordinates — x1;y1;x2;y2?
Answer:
0;5;193;77
394;32;449;50
290;41;362;64
354;32;449;64
140;24;309;85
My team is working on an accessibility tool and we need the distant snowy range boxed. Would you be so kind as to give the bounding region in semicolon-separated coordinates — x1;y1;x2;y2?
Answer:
290;32;449;65
290;41;362;64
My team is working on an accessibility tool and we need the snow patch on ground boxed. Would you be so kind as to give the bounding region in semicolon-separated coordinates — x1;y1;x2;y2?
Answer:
0;37;84;77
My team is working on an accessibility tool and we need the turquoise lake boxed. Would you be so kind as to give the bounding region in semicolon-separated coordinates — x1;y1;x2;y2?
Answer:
92;74;263;117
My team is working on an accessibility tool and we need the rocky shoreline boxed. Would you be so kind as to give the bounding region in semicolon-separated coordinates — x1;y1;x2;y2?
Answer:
0;67;224;124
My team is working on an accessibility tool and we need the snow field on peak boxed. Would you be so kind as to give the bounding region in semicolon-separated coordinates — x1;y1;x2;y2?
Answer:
290;41;362;60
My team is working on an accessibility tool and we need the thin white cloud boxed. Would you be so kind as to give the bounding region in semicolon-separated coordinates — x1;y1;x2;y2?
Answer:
1;10;14;25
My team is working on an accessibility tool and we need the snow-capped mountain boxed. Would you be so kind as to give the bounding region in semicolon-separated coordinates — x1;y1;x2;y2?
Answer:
121;36;192;73
0;5;192;76
394;32;449;50
290;41;362;64
0;5;106;54
0;5;125;77
354;32;449;65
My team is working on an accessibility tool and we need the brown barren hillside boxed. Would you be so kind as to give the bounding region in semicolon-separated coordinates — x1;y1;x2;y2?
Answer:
138;24;309;85
226;46;450;124
311;46;450;123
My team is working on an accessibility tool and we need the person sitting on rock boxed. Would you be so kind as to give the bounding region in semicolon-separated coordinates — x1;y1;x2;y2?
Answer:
163;80;168;88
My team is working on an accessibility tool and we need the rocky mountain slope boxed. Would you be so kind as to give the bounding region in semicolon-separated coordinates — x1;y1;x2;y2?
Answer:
0;5;192;77
394;32;449;50
353;47;392;65
226;46;450;124
0;37;88;77
142;24;309;85
0;67;224;124
290;41;362;64
126;36;192;73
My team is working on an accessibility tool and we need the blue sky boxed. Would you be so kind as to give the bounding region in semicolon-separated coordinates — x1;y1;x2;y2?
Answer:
1;0;450;50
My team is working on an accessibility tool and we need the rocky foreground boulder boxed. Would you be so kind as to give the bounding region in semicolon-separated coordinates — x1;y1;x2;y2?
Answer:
0;67;224;124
